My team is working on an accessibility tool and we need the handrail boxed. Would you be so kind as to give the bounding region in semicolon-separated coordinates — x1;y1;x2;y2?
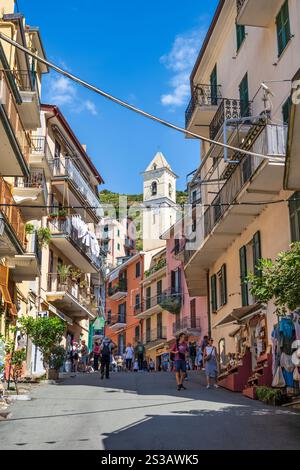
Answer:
210;98;252;140
47;272;92;310
173;317;201;334
185;84;222;128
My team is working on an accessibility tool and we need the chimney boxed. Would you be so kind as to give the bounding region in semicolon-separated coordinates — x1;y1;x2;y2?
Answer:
82;144;87;152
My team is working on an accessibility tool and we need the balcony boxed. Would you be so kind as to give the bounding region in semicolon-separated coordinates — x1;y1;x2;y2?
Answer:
172;239;186;263
210;98;252;141
109;313;127;331
0;176;25;256
12;70;41;130
185;124;287;297
143;327;167;348
47;217;101;273
48;157;102;221
12;169;48;221
136;290;182;319
0;70;30;177
46;273;95;320
29;137;53;177
185;84;222;137
173;317;201;336
8;231;42;282
236;0;283;27
108;280;128;300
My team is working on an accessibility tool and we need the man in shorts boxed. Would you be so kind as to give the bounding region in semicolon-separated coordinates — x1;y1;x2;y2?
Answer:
170;333;189;391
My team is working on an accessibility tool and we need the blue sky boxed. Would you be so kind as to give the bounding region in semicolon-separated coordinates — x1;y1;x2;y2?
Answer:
23;0;219;193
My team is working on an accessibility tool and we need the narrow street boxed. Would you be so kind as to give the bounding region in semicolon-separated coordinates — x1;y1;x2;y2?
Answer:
1;371;300;450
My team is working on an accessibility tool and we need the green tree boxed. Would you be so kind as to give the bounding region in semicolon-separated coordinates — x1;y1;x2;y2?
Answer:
248;242;300;316
19;317;65;373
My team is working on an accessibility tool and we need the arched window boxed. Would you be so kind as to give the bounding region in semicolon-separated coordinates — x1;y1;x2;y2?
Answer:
153;164;157;170
151;181;157;196
169;183;173;197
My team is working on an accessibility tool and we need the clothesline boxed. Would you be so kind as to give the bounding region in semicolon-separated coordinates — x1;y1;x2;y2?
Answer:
71;215;100;258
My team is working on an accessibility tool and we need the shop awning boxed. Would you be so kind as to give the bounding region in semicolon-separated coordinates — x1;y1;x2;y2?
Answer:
229;326;242;338
214;303;262;328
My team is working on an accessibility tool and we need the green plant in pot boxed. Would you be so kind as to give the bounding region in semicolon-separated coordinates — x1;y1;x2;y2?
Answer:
70;267;82;282
159;295;182;315
57;264;71;284
37;227;51;247
25;223;35;236
58;208;68;219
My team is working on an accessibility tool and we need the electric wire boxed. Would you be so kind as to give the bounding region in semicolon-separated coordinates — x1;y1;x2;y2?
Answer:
0;32;282;162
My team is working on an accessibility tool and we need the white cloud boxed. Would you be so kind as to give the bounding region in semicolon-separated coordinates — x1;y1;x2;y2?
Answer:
45;74;98;116
160;28;206;108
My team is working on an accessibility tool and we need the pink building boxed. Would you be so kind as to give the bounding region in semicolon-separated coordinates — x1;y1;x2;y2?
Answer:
164;224;208;345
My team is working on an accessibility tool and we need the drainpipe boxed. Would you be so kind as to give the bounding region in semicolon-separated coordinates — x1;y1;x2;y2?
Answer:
206;271;211;338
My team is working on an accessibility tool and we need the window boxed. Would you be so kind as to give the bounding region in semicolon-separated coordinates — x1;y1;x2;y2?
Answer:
107;310;112;325
135;326;140;340
192;190;197;204
190;299;196;329
157;280;162;303
210;64;218;105
240;231;262;306
211;265;227;313
219;264;227;307
135;294;140;309
239;73;249;117
210;274;217;314
169;183;173;198
236;24;246;51
276;0;291;57
118;333;126;355
54;140;61;159
118;302;126;322
146;286;151;310
289;192;300;242
117;229;120;237
174;238;180;255
117;243;121;251
135;262;141;278
157;312;163;338
171;269;181;294
282;97;292;124
151;181;157;196
146;318;151;342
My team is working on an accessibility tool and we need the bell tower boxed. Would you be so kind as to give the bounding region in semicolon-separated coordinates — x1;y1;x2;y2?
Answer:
142;152;178;252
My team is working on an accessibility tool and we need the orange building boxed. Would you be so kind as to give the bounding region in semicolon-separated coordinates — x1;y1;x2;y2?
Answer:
105;253;144;354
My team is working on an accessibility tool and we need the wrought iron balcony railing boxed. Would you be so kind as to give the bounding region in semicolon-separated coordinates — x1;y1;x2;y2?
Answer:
108;279;128;297
47;273;92;309
185;84;222;128
143;327;167;345
173;317;201;335
0;176;25;249
12;69;37;93
48;157;102;218
47;217;101;270
110;313;127;326
13;169;48;203
142;289;182;314
209;98;252;140
25;231;42;267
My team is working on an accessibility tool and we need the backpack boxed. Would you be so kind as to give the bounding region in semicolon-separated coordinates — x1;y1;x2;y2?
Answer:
102;342;111;357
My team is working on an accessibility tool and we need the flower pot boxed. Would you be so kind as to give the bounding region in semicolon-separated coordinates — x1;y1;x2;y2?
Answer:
47;368;59;380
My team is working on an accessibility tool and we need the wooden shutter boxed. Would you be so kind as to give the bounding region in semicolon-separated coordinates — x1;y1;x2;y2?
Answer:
221;264;227;306
252;231;262;277
210;64;218;105
276;0;291;57
239;73;249;117
210;274;217;313
236;24;245;51
239;246;248;306
190;299;196;328
0;265;12;305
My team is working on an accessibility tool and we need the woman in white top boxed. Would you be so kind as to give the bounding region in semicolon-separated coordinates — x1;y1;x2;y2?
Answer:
203;338;219;389
125;343;134;371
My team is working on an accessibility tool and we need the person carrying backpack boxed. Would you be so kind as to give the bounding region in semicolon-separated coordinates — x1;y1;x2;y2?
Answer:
100;337;114;380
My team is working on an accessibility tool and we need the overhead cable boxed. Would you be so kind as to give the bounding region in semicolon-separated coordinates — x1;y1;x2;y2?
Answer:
0;32;280;162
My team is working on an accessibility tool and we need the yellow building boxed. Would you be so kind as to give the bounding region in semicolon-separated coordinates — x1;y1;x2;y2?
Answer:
184;0;300;389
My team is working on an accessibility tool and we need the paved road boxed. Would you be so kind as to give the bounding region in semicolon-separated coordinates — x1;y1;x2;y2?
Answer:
0;371;300;450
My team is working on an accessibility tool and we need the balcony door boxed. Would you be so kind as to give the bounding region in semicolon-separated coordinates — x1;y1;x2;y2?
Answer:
118;302;126;323
190;299;196;329
171;268;181;295
157;280;162;304
146;318;151;343
210;64;218;106
157;312;163;339
146;286;151;310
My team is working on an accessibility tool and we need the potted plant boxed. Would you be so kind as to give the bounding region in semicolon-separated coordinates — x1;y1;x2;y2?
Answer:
47;211;59;220
70;267;83;282
25;223;34;237
58;208;68;219
48;345;66;380
57;264;71;284
37;227;51;247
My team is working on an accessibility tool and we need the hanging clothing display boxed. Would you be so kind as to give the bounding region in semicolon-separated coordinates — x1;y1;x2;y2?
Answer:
71;215;100;258
291;311;300;341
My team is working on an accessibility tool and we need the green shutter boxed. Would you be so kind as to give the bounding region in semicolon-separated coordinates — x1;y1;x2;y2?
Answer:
210;274;217;313
210;65;218;106
282;97;291;124
236;24;245;51
239;73;249;117
252;231;262;277
221;264;227;306
276;0;291;57
239;246;248;306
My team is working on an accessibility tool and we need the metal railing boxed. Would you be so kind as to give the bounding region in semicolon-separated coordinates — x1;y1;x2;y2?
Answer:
209;98;252;140
143;289;182;312
0;176;25;249
173;317;201;335
48;157;102;218
237;0;247;16
12;69;37;93
110;313;127;326
143;327;167;344
0;71;31;165
47;273;92;310
47;217;101;270
185;84;222;128
13;169;48;203
25;231;42;267
108;279;128;296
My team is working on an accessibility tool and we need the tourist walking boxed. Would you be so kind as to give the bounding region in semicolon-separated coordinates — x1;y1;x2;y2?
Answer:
204;338;219;389
80;340;89;373
170;333;189;391
189;342;197;370
149;358;155;372
93;340;101;371
100;337;114;380
133;358;139;372
135;341;145;370
125;343;134;371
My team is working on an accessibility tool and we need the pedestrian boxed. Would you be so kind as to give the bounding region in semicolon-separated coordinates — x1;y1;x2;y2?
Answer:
196;345;203;370
149;358;155;372
189;342;197;370
135;341;145;370
100;337;114;380
71;342;79;373
93;340;101;371
80;340;89;373
204;338;219;389
170;333;189;391
142;358;149;372
201;335;209;353
133;359;139;372
125;343;134;371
